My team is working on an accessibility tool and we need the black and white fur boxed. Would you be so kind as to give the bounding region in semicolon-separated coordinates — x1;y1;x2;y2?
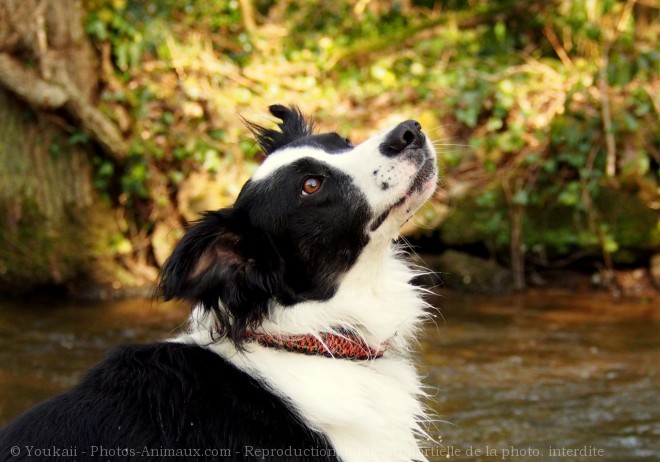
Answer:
0;105;438;462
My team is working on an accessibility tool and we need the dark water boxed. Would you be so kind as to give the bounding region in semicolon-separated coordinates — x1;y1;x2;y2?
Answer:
422;291;659;462
0;291;658;461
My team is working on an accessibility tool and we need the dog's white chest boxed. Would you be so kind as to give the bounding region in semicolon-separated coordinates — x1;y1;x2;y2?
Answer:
212;343;429;462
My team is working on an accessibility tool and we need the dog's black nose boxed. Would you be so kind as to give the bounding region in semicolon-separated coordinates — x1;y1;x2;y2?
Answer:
381;120;425;157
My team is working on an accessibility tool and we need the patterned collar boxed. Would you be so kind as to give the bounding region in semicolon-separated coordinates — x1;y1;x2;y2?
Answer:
243;330;386;360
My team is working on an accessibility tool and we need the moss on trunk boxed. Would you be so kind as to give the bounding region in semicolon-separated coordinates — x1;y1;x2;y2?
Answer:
0;90;125;295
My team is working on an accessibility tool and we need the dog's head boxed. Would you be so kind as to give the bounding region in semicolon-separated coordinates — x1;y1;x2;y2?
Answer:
160;105;437;344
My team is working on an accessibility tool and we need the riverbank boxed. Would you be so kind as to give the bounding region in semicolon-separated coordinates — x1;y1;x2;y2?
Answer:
2;249;659;302
417;250;660;299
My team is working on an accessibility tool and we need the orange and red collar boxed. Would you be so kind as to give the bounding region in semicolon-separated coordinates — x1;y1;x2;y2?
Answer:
244;330;385;360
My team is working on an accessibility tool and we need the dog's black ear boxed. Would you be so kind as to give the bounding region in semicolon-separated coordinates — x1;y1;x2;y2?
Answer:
245;104;314;155
159;209;288;345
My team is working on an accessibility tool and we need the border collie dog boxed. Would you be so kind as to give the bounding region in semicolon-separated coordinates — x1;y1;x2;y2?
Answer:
1;105;437;462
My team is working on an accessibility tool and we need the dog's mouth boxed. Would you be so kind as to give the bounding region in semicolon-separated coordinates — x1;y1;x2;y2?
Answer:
369;156;437;232
408;156;437;193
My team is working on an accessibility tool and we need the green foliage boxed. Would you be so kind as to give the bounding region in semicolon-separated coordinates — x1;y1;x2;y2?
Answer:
442;189;511;253
81;0;659;270
421;0;659;263
85;0;250;70
121;154;150;200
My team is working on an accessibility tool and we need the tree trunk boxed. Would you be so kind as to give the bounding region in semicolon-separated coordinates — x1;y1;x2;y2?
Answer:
0;0;125;295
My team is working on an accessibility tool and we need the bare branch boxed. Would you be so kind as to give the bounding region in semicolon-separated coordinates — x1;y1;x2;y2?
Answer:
0;53;67;108
543;24;574;71
599;47;616;178
238;0;257;33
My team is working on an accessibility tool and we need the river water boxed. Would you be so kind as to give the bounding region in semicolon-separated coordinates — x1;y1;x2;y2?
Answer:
0;290;658;461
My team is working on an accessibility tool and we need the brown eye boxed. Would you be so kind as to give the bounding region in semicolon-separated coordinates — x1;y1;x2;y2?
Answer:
302;176;323;195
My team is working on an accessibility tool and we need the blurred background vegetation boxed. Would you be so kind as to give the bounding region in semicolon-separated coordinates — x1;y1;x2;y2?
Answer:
0;0;658;298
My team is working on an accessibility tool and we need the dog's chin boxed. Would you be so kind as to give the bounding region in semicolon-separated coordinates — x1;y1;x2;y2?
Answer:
370;160;437;233
399;172;437;219
410;172;437;206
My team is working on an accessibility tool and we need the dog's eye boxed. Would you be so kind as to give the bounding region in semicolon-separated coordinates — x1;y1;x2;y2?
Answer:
345;138;353;147
302;176;323;196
